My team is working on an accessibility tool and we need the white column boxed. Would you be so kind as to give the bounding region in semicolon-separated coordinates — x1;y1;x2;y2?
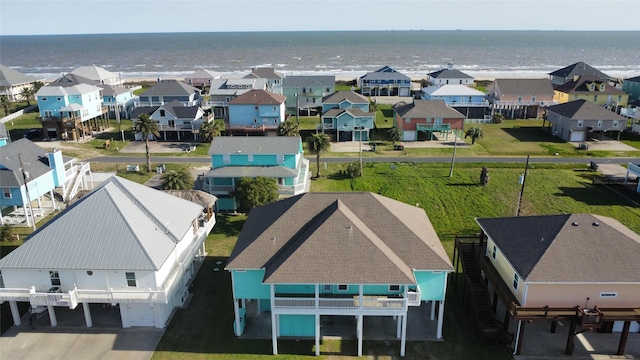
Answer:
49;189;56;209
9;301;21;326
47;305;57;326
359;284;363;311
271;284;278;355
357;314;363;356
437;300;445;339
154;305;164;329
241;299;246;308
400;314;408;357
396;313;402;339
82;302;93;327
430;300;436;320
315;313;320;356
233;299;241;336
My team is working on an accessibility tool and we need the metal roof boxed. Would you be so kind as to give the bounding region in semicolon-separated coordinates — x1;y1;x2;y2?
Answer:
422;85;485;96
0;176;204;271
71;65;119;82
0;64;43;87
142;80;200;97
208;136;301;155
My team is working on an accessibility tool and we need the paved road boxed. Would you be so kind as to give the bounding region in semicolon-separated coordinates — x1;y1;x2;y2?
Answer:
89;155;638;165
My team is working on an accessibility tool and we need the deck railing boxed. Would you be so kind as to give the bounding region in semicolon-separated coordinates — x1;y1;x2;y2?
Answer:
273;296;407;313
75;289;167;304
0;288;31;302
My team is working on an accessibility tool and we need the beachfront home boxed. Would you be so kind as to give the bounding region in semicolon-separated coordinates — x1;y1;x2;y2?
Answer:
207;78;268;120
421;84;490;120
473;214;640;356
200;136;309;211
226;192;453;357
544;99;626;142
320;91;375;141
393;99;465;142
622;76;640;103
0;64;45;102
548;62;611;86
282;75;335;115
486;78;554;119
0;176;216;329
553;76;628;108
71;65;122;86
226;89;287;135
243;67;284;94
184;69;222;89
36;83;108;141
0;138;92;227
131;100;212;141
359;66;411;97
426;63;475;86
137;80;202;107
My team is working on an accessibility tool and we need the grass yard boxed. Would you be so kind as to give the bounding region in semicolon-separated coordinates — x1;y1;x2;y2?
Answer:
151;163;640;359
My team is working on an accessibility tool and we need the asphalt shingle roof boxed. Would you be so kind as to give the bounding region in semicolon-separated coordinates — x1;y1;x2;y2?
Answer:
322;90;369;104
394;100;465;119
489;78;554;95
226;192;453;284
208;136;301;155
71;65;119;82
553;76;626;95
548;62;610;81
228;89;286;105
546;99;625;120
427;68;474;79
476;214;640;283
244;67;283;79
282;75;335;87
0;138;53;187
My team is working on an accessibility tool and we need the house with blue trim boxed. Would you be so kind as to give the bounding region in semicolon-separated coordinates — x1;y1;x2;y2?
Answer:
359;66;411;97
282;76;335;115
426;63;475;86
227;89;287;135
137;80;202;107
131;100;211;141
226;192;453;357
421;84;490;120
200;136;309;211
0;138;92;227
320;91;375;141
208;78;268;120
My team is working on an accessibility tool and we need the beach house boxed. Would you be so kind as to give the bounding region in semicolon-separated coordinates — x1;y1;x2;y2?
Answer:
358;66;411;97
226;192;453;357
393;100;465;142
184;69;222;89
548;62;611;86
544;99;626;142
243;67;284;94
426;63;475;86
71;65;122;86
0;64;45;102
200;136;309;211
320;91;375;141
553;76;628;108
131;99;212;141
226;89;287;135
486;78;555;119
282;75;335;115
137;80;202;107
421;84;490;120
207;78;268;120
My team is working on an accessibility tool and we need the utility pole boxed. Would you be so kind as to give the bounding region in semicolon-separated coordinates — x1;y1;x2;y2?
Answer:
18;154;37;231
449;128;458;177
516;154;530;217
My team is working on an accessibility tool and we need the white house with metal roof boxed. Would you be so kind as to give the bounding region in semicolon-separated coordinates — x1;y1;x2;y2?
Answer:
0;176;216;329
71;65;122;86
0;64;45;101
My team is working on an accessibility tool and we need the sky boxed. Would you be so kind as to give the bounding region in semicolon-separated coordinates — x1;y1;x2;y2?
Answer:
1;0;639;35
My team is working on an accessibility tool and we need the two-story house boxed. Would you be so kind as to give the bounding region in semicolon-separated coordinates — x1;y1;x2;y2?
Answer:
184;68;222;89
426;63;475;86
486;78;555;119
553;76;629;108
393;100;465;142
0;176;216;329
421;84;490;120
0;64;45;102
622;75;640;103
137;80;202;107
208;78;268;120
0;138;91;228
200;136;309;211
243;67;284;94
548;62;611;86
282;75;335;115
544;99;626;142
320;91;375;141
226;89;287;135
36;83;108;141
131;100;211;141
358;66;411;97
226;192;453;357
71;65;122;86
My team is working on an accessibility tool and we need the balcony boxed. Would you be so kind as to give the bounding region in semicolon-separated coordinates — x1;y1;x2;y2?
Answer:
75;289;167;304
272;296;407;315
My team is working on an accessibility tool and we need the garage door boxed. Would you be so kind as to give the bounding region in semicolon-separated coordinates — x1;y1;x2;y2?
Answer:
126;304;156;327
569;130;585;142
399;88;410;97
402;130;415;142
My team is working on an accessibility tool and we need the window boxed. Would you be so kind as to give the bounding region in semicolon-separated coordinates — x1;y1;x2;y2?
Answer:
531;95;536;103
597;120;603;128
3;188;11;198
599;292;617;298
517;95;522;102
337;284;348;291
405;118;410;123
255;105;258;110
277;178;284;186
57;97;61;101
613;120;619;127
160;110;165;116
492;245;497;260
389;285;400;292
273;106;277;111
323;284;332;292
125;272;137;287
459;80;463;84
574;95;578;100
594;95;598;102
618;95;622;101
302;88;306;94
168;120;175;128
42;97;47;101
225;97;231;102
577;120;584;127
247;154;253;162
513;273;519;290
50;271;60;286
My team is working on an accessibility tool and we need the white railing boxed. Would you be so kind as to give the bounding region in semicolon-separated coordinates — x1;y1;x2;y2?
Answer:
273;296;406;312
491;100;553;106
63;162;91;201
446;101;490;107
628;162;640;175
407;289;421;306
75;289;167;304
0;288;31;302
29;292;77;308
621;107;640;120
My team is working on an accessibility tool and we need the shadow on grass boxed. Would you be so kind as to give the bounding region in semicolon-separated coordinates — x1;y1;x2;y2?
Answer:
502;127;565;143
555;183;640;207
211;214;246;238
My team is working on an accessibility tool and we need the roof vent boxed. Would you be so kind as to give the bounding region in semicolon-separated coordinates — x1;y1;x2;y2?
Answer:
270;236;276;241
572;222;579;226
592;222;600;226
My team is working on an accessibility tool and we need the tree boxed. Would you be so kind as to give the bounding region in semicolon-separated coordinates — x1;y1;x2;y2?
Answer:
20;87;34;106
233;177;279;212
346;162;361;179
31;81;45;94
307;133;331;178
134;113;160;172
368;99;379;113
0;95;12;116
491;112;505;124
277;119;299;136
200;120;223;142
161;167;194;190
0;224;15;242
465;126;484;144
480;166;490;186
388;127;401;144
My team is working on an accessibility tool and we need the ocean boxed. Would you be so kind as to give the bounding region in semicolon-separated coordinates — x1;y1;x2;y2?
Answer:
1;31;639;80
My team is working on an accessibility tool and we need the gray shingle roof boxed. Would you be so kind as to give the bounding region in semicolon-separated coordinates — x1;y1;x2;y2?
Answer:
142;80;200;97
546;99;625;120
625;75;640;83
476;214;640;283
228;89;286;105
489;78;554;96
159;100;201;118
553;76;626;95
0;138;53;187
360;71;410;81
208;136;301;155
428;68;474;79
548;62;610;81
0;64;42;87
282;75;335;87
50;73;98;87
0;176;203;271
394;100;465;119
322;108;373;118
322;90;369;104
244;67;283;80
205;166;297;178
227;192;453;284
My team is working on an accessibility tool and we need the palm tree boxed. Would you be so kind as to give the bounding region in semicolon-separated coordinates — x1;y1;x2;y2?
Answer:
0;96;11;116
161;167;194;190
31;81;44;94
200;120;223;142
307;133;331;178
465;126;484;144
134;113;160;172
388;127;401;144
20;87;34;106
277;119;299;136
491;112;505;124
